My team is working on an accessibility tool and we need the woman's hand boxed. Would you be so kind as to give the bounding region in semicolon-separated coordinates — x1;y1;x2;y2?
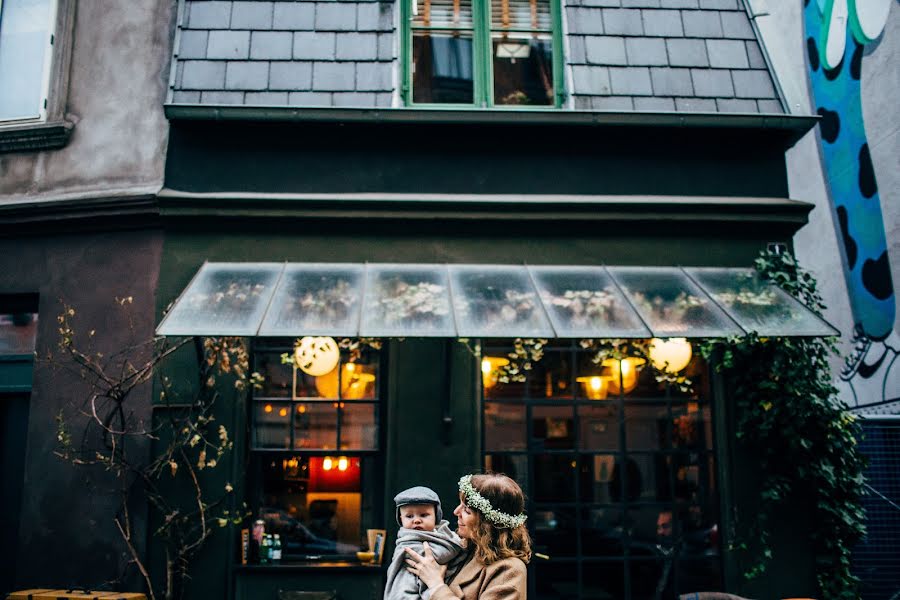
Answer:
404;541;447;589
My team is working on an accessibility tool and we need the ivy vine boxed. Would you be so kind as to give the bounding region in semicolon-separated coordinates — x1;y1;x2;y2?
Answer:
700;250;866;599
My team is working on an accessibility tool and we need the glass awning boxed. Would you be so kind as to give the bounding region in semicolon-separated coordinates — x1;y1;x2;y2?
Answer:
156;263;839;339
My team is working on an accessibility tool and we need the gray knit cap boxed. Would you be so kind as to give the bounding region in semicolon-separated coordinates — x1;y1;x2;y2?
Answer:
394;486;443;526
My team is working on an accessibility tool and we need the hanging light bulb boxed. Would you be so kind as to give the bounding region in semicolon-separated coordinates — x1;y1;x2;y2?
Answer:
337;456;349;472
322;456;334;471
576;375;611;400
481;356;510;389
649;338;693;373
603;357;647;394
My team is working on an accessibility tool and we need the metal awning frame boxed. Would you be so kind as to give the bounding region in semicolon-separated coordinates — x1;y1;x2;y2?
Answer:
155;262;840;339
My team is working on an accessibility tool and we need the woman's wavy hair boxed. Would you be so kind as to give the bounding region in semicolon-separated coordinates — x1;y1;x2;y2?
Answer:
463;472;532;565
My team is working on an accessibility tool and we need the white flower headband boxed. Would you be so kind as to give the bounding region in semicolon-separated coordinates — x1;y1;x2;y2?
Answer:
458;474;528;529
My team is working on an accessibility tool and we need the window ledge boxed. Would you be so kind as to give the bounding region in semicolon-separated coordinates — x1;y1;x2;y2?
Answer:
0;120;74;153
235;561;382;572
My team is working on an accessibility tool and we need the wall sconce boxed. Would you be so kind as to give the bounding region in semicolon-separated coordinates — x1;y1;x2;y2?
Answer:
648;338;692;373
482;356;510;389
576;375;611;400
602;357;646;394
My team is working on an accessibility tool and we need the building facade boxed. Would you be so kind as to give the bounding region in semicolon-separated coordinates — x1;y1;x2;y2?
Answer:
0;0;860;599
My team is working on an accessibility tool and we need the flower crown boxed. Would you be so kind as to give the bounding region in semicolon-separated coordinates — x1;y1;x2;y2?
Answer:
458;474;528;529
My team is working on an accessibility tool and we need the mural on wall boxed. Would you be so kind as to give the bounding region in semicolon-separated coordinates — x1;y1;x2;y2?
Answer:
804;0;899;412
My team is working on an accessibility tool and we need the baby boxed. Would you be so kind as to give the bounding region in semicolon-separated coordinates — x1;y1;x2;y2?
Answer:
383;486;467;600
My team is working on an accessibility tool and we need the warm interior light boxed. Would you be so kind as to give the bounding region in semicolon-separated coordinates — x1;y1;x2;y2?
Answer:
603;357;647;394
576;375;611;400
278;407;288;417
481;356;510;389
294;336;340;376
322;456;334;471
649;338;693;373
264;404;273;413
337;456;349;471
314;363;376;399
297;404;306;414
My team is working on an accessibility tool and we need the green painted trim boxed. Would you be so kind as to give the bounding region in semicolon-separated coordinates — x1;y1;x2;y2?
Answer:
400;0;564;108
0;354;33;392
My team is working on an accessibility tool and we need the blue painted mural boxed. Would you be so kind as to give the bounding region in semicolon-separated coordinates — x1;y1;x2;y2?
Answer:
804;0;898;410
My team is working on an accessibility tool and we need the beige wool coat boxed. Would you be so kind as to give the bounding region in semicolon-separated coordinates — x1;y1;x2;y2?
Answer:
428;554;528;600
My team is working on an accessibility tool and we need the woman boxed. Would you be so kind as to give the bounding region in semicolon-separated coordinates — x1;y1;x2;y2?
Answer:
404;472;531;600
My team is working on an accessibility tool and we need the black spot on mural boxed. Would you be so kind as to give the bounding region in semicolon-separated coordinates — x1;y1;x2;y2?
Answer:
824;59;843;81
837;206;858;269
850;42;863;80
807;37;820;71
817;107;840;143
859;143;877;198
862;251;894;301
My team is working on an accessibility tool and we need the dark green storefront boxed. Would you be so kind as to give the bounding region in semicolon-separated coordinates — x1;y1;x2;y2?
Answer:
156;108;821;600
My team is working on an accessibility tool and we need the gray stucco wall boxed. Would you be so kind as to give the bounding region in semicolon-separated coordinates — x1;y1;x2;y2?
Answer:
0;0;175;203
758;2;900;412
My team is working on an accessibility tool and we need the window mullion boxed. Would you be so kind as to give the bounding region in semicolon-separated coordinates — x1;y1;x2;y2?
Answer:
476;0;491;107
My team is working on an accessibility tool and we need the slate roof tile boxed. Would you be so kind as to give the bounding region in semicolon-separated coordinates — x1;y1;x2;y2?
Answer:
681;9;723;38
177;29;209;59
336;32;378;60
586;36;627;65
356;62;392;91
181;60;226;89
289;91;333;105
207;30;250;59
634;96;675;110
592;95;634;109
293;31;336;60
312;61;356;91
659;0;697;7
567;7;605;34
642;9;683;37
732;69;776;98
720;10;755;39
201;90;245;103
756;99;783;113
188;1;232;29
231;1;273;30
246;91;289;104
650;66;693;95
251;31;293;59
675;96;716;111
603;8;643;35
666;37;709;66
571;65;612;95
715;98;757;112
273;3;315;30
269;61;313;90
610;66;653;95
625;37;667;65
225;61;269;90
690;68;734;97
333;92;377;106
706;38;748;68
315;2;357;31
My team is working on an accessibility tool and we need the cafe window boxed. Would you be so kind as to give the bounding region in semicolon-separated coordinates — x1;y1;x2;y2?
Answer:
482;340;722;600
403;0;564;107
248;340;383;561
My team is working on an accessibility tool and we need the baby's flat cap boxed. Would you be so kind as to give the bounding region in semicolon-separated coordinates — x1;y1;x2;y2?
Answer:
394;486;443;525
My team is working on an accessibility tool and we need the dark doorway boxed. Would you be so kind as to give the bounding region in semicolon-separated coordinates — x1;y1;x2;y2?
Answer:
0;392;30;594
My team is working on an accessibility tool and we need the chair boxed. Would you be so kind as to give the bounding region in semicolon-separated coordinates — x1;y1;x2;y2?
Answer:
277;591;338;600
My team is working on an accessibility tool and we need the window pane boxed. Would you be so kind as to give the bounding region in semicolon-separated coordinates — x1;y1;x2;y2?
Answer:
254;351;292;398
340;359;378;400
625;403;668;451
687;267;839;337
490;0;551;31
412;0;473;28
527;350;573;399
412;32;474;104
485;402;527;451
533;454;576;502
294;402;338;450
0;312;37;354
578;454;619;504
253;402;292;449
531;507;577;557
530;266;650;338
258;264;364;337
361;264;455;337
484;453;528;498
257;454;366;559
533;405;575;450
0;0;53;120
492;35;553;106
578;405;619;451
158;263;283;336
582;561;626;599
629;559;668;600
340;403;377;450
449;265;554;337
533;561;578;600
295;365;339;400
581;508;625;557
608;267;742;338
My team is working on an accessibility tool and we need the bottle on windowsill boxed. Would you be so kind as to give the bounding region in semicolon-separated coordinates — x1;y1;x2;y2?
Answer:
272;534;282;562
260;533;271;564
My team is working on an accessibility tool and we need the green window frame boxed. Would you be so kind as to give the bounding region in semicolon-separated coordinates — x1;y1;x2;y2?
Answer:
401;0;565;108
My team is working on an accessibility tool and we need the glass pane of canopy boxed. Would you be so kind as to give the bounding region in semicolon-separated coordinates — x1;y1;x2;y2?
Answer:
607;267;743;338
156;263;284;336
360;264;455;337
528;266;650;338
448;265;555;337
686;268;840;337
258;264;365;337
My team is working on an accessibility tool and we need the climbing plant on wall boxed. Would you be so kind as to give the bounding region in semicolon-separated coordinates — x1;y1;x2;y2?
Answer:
701;249;866;599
